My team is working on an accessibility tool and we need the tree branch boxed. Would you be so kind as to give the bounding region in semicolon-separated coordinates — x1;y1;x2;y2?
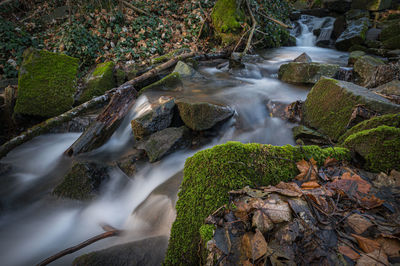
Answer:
122;0;150;16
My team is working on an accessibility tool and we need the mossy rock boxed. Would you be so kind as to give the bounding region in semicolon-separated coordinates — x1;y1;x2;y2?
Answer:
335;18;369;51
303;77;400;141
53;161;111;200
372;80;400;96
342;125;400;172
14;48;79;117
354;55;385;87
345;9;370;21
382;35;400;49
211;0;244;45
114;68;126;86
278;62;339;84
348;50;366;65
139;72;182;95
338;113;400;143
164;141;350;265
380;21;400;41
79;61;116;103
351;0;392;11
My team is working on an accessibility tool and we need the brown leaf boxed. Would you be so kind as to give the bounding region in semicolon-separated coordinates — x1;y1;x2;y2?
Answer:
301;181;321;189
356;249;388;266
252;199;292;223
295;158;318;181
327;172;371;196
324;156;338;167
352;234;381;254
347;214;373;235
338;245;360;260
234;200;252;222
342;172;371;194
252;210;274;234
241;229;268;261
376;237;400;258
359;195;384;209
262;182;303;197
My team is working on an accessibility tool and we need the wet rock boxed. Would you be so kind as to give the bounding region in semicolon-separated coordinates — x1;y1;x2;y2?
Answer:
342;125;400;172
278;62;339;84
336;67;354;82
372;80;400;97
78;62;116;103
140;72;182;94
139;126;191;162
173;61;203;79
335;18;369;51
116;149;145;176
50;115;97;133
354;55;385;87
53;161;111;200
366;28;381;41
348;50;366;65
73;236;168;266
380;21;400;42
345;9;369;21
176;99;234;131
0;163;11;176
293;52;312;63
14;48;79;117
323;0;352;13
289;11;301;21
292;125;330;145
332;16;346;39
382;35;400;50
131;96;175;140
367;48;389;57
351;0;392;11
303;77;400;141
300;9;331;18
365;39;382;48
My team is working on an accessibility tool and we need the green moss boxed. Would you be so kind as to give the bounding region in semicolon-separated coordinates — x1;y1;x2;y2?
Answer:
342;125;400;172
14;48;79;117
151;48;188;64
199;224;215;244
164;141;350;265
338;113;400;143
383;35;400;49
380;22;400;41
115;68;126;86
79;61;115;103
139;72;181;95
278;62;339;84
211;0;244;44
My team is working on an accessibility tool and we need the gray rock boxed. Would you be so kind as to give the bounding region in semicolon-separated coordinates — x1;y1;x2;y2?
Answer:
139;126;191;162
348;50;366;65
344;9;369;21
333;16;346;39
292;125;330;145
73;236;168;266
372;80;400;97
278;62;339;84
173;61;203;79
354;55;385;87
131;96;176;140
116;149;145;176
50;115;97;133
366;28;381;41
176;99;235;131
351;0;392;11
293;52;312;63
335;17;369;51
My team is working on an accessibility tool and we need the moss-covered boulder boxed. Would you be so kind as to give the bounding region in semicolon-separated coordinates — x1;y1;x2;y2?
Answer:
278;62;339;84
131;96;175;140
353;55;385;87
138;126;191;162
211;0;244;45
382;35;400;50
348;50;366;65
372;80;400;97
351;0;392;11
173;61;203;79
342;126;400;172
292;125;330;145
164;141;350;265
176;99;235;131
139;72;182;95
293;52;312;63
53;161;111;200
303;77;400;141
380;21;400;42
335;18;369;51
14;48;79;117
338;113;400;143
79;61;115;103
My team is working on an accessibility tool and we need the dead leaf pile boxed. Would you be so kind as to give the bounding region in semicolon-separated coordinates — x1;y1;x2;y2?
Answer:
204;159;400;266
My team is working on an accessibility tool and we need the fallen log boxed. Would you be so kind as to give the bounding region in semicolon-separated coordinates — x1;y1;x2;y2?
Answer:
36;224;123;266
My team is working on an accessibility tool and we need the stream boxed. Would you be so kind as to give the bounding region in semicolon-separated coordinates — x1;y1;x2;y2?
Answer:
0;15;348;266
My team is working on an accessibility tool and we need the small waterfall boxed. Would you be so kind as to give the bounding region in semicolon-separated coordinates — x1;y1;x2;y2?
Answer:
294;15;336;47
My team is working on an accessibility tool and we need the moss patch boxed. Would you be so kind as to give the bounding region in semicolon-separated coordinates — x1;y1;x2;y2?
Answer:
278;62;339;84
164;141;350;265
342;126;400;172
139;72;181;95
14;48;79;117
199;224;215;244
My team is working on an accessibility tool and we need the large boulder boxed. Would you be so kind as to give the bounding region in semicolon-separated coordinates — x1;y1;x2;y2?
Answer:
176;99;235;131
382;36;400;50
53;161;111;200
278;62;339;84
348;50;366;65
131;96;176;140
164;142;350;265
372;80;400;97
351;0;392;11
353;55;385;87
293;52;312;63
335;18;369;51
303;77;400;141
173;61;203;79
138;126;191;162
342;125;400;172
73;236;168;266
380;21;400;42
14;48;79;117
139;72;182;95
79;61;116;103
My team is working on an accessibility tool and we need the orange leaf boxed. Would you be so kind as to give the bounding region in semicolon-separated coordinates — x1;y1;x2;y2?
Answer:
301;181;321;189
359;195;384;209
351;234;381;253
324;156;338;167
338;245;360;260
295;158;318;181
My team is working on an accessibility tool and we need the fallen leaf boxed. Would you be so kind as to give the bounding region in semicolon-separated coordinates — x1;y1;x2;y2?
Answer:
252;199;292;223
347;214;373;235
341;172;371;194
234;200;252;222
338;245;360;260
376;237;400;258
352;234;381;254
252;209;274;233
324;157;338;167
359;195;384;209
295;158;318;181
262;182;303;197
327;172;371;196
356;249;388;266
301;181;321;189
241;229;268;261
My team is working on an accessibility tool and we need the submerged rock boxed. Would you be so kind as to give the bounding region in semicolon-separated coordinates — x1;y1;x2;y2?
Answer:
293;52;312;63
14;48;79;117
353;55;385;87
303;77;400;141
335;18;369;51
53;161;111;200
139;126;191;162
73;236;168;266
79;61;116;103
131;96;176;140
278;62;339;84
116;149;145;176
176;99;234;131
351;0;392;11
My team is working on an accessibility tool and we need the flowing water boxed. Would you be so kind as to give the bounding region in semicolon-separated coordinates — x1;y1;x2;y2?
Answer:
0;16;348;266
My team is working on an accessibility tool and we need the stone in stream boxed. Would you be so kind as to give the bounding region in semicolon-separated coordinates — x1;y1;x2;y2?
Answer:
380;21;400;49
292;125;330;145
278;62;339;84
138;126;191;163
131;96;176;140
116;149;146;176
332;16;346;39
348;50;366;65
293;52;312;63
78;61;116;103
14;48;79;117
53;161;112;201
322;0;352;13
176;99;235;131
335;18;369;51
372;80;400;97
73;236;168;266
351;0;392;11
303;77;400;141
353;55;385;87
173;61;203;79
344;9;369;21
